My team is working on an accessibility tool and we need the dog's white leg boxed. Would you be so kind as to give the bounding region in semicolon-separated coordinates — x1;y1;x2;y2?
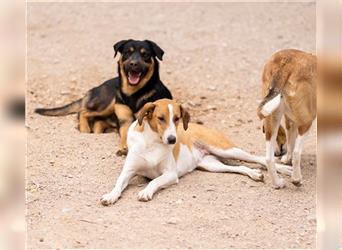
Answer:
281;122;298;165
138;170;178;201
197;155;264;181
101;154;143;206
207;147;293;176
264;112;287;188
291;130;309;186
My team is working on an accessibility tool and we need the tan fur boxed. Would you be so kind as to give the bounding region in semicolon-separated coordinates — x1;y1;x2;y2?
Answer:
93;120;111;134
114;103;134;155
138;99;235;160
261;49;317;138
79;111;91;133
138;99;184;137
82;99;116;118
120;57;155;96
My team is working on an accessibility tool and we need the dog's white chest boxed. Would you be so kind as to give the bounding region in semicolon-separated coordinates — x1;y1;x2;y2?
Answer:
140;144;169;167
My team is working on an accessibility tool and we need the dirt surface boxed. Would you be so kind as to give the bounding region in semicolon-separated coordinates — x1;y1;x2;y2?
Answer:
27;2;316;249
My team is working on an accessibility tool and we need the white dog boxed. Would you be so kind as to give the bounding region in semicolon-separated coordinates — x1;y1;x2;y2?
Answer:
101;99;292;205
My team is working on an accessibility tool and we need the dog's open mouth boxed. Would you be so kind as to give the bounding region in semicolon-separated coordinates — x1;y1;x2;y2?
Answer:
128;71;142;85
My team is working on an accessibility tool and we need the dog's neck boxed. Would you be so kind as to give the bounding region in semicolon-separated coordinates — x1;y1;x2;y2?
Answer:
137;120;174;149
118;59;160;97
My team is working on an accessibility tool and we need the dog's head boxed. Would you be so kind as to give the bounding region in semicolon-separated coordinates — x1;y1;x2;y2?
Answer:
137;99;190;145
114;39;164;95
262;124;287;157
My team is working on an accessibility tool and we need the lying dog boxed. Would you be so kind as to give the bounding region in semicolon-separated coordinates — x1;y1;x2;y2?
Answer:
35;39;172;155
258;49;316;188
101;99;292;205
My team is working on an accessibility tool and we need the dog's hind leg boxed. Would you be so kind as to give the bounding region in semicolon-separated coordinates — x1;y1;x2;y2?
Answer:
281;116;298;165
196;155;264;181
291;123;311;186
202;146;292;176
79;111;91;133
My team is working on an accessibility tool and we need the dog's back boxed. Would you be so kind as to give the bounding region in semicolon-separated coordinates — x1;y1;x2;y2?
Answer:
258;49;316;125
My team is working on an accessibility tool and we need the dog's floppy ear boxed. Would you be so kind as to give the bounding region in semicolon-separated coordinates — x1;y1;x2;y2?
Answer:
113;40;129;58
180;105;190;130
137;102;156;125
145;40;164;61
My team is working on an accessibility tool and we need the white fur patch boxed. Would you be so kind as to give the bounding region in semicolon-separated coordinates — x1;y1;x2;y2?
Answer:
162;104;177;144
261;94;281;117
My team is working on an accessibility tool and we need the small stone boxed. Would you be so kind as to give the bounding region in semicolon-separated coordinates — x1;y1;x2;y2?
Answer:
166;217;178;225
39;238;44;242
208;86;217;91
206;105;217;111
62;208;72;213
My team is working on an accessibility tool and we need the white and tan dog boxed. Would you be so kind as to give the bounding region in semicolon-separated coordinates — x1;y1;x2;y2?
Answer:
101;99;292;205
258;49;316;188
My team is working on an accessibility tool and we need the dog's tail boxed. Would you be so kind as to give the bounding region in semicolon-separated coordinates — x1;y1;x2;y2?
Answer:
257;70;289;119
35;98;83;116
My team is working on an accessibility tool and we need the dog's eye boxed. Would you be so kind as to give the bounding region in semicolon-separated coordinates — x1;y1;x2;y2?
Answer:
158;116;165;122
174;117;180;122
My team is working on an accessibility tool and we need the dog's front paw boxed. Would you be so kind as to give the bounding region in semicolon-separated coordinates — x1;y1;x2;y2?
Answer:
249;169;264;182
138;188;154;202
116;148;128;157
100;192;119;206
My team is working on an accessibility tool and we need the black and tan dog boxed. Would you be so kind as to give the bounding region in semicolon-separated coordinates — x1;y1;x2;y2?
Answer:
35;39;172;155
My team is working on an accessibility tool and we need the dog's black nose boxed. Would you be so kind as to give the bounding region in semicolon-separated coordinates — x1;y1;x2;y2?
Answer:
130;60;138;67
167;135;176;144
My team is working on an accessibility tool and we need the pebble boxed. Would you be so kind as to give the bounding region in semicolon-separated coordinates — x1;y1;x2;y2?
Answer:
208;86;216;91
206;105;217;111
166;217;178;225
187;101;200;107
62;208;72;213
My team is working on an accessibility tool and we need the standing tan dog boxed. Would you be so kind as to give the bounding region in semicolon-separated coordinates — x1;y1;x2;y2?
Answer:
101;99;292;205
257;49;316;188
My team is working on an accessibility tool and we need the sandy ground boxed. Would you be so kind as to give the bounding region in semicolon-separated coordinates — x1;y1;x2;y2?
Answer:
27;2;316;249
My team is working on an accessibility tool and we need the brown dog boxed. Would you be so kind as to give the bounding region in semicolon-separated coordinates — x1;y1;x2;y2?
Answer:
257;49;316;188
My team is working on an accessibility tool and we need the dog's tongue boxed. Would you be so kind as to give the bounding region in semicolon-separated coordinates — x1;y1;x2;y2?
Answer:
128;72;141;85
